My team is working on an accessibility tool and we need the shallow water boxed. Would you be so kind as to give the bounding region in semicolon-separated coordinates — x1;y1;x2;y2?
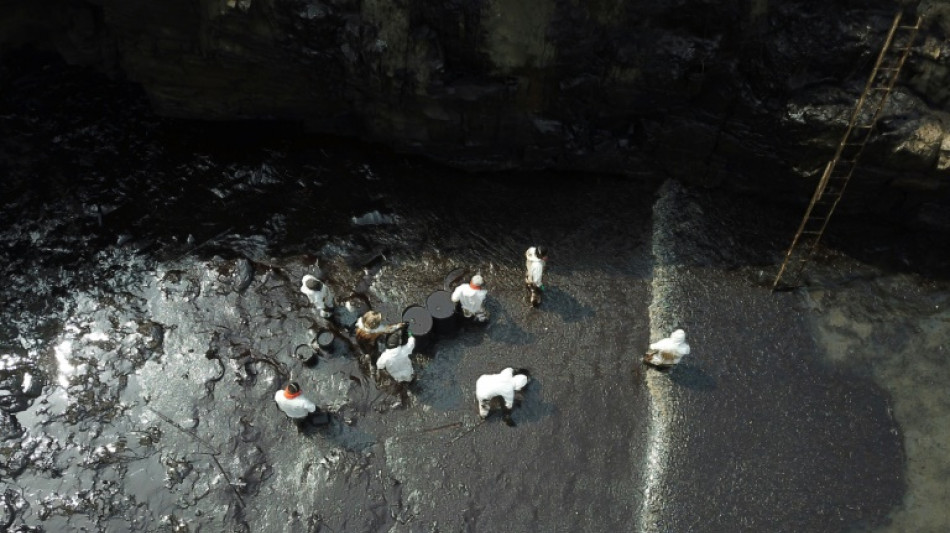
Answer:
803;265;950;533
2;51;947;532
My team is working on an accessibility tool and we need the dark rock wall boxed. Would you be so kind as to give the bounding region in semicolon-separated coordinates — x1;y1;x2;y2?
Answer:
2;0;949;211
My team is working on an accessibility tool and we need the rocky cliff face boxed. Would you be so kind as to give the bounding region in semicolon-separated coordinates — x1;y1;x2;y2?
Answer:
2;0;949;220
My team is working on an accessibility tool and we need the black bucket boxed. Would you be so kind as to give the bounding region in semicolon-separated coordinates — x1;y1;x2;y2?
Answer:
443;267;467;291
402;304;433;349
294;343;318;367
426;290;458;336
314;328;336;354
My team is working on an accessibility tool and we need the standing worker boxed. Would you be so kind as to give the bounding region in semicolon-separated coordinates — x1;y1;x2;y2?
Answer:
376;330;416;383
475;367;530;423
451;274;489;322
643;329;691;368
524;246;548;307
274;382;326;428
355;310;405;363
300;274;334;319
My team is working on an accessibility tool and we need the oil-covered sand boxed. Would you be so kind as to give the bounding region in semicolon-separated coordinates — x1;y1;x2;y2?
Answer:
2;53;948;532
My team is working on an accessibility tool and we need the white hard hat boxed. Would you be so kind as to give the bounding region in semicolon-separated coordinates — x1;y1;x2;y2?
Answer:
471;274;484;287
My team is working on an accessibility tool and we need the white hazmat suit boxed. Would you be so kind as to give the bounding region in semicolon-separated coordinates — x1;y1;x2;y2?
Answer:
451;276;488;321
274;389;317;419
376;336;417;382
645;329;690;366
524;247;546;288
475;367;529;418
300;275;334;318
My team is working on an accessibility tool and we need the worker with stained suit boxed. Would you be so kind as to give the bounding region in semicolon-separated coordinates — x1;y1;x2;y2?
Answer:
355;310;406;363
525;246;547;307
643;329;691;369
475;367;530;424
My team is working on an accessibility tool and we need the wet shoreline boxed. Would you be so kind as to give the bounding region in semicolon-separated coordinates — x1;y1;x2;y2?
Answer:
2;51;948;532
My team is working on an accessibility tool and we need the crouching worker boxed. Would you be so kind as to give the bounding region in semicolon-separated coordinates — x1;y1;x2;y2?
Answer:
451;274;489;322
300;275;335;319
643;329;690;369
274;382;329;429
475;367;529;425
376;329;416;383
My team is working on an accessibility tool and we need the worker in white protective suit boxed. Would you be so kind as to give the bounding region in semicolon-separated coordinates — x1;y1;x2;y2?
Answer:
451;274;489;322
475;367;529;421
274;382;324;428
376;330;417;383
300;275;334;319
643;329;690;368
524;246;547;307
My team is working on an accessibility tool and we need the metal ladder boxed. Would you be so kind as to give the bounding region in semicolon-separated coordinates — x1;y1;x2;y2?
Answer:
772;11;922;291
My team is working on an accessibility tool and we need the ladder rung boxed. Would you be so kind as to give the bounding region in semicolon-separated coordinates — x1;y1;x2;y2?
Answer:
778;12;918;289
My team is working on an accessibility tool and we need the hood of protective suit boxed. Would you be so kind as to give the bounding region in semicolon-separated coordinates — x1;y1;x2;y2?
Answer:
513;374;529;391
671;329;686;343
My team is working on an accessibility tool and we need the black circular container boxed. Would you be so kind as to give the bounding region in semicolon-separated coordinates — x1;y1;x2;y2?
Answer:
402;304;433;349
426;290;458;335
294;343;318;367
443;267;467;291
315;328;336;353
